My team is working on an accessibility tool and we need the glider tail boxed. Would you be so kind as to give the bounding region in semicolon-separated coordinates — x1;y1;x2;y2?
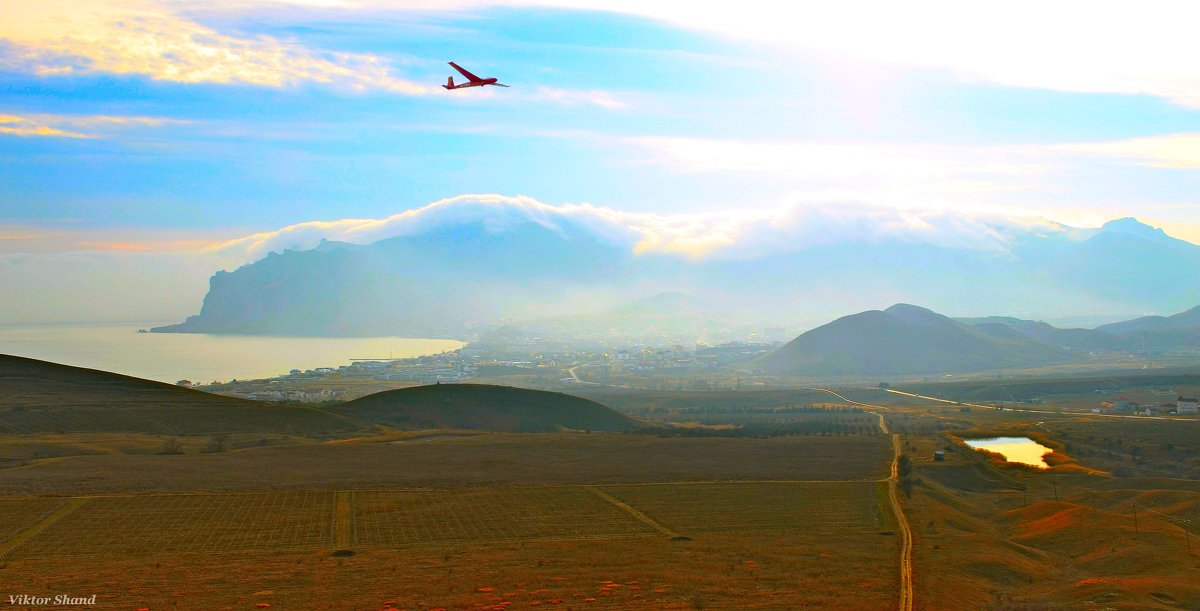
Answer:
444;77;455;89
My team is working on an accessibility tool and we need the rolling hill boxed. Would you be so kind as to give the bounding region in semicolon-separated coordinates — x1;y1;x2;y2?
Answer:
956;316;1121;352
1095;304;1200;335
331;383;639;432
758;304;1077;376
0;354;363;436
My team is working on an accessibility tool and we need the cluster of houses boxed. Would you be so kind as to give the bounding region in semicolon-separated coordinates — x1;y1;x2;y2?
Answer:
226;388;344;403
1096;395;1198;416
378;364;475;383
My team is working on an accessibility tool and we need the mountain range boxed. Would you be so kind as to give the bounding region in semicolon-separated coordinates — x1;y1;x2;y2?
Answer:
758;303;1200;376
152;201;1200;338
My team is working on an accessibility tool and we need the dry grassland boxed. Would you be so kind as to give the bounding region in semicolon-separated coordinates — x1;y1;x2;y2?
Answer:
0;433;891;495
1;481;899;609
5;533;896;609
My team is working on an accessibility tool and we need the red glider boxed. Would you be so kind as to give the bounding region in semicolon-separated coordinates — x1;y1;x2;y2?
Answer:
443;62;509;90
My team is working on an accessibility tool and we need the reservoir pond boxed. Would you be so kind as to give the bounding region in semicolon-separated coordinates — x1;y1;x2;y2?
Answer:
963;437;1054;469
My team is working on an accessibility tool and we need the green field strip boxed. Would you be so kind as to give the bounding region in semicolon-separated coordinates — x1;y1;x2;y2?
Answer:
586;485;679;538
0;497;87;559
334;491;353;548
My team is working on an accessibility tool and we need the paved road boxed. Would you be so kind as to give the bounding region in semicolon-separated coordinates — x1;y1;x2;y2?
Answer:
882;388;1197;422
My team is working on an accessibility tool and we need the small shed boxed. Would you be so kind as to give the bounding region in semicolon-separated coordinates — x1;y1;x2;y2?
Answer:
933;450;946;462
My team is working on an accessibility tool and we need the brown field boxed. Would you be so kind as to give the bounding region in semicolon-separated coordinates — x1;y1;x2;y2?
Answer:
1;483;899;609
4;491;335;559
350;487;659;546
598;482;893;535
0;432;891;496
6;533;897;610
6;365;1200;609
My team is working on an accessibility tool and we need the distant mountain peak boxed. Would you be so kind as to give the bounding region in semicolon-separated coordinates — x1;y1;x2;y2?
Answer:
883;303;945;324
884;303;936;315
1100;217;1175;243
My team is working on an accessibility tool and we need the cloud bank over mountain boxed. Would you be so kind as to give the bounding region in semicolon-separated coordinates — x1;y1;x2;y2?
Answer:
144;195;1200;337
213;194;1074;263
5;195;1195;327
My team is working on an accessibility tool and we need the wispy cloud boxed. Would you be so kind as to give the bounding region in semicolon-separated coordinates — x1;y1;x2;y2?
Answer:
0;112;187;139
533;86;629;110
1063;133;1200;169
2;0;436;93
626;135;1058;206
0;224;242;254
0;114;90;138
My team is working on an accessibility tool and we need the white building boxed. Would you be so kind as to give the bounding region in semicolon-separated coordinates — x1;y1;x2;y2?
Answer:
1114;399;1139;412
1177;396;1199;414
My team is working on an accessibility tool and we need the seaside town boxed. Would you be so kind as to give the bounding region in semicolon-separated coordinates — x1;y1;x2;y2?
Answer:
190;331;786;402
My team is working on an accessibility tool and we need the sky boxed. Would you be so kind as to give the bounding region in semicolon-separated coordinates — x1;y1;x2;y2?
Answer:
4;0;1200;323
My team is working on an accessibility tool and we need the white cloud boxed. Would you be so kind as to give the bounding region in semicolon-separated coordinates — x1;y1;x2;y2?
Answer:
209;193;1065;263
1;0;436;93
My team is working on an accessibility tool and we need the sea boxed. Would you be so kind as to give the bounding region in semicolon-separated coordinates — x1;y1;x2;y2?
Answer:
0;323;464;383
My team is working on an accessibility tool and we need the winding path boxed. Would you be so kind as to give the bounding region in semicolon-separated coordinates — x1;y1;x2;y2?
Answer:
801;387;913;611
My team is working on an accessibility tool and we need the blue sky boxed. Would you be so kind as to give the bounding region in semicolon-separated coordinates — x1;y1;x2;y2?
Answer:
3;1;1200;322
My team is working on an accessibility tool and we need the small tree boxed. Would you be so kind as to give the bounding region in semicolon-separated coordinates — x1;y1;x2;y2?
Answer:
203;433;228;453
159;437;184;455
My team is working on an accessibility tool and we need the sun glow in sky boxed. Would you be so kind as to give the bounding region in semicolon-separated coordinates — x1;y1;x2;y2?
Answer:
4;0;1200;322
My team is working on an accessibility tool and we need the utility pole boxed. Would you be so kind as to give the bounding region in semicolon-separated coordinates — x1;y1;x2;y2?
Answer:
1051;478;1058;502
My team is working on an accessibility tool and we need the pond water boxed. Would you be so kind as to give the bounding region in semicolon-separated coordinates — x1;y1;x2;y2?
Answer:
963;437;1054;469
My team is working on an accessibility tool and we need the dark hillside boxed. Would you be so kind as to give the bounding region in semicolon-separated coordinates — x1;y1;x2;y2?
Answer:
1096;304;1200;335
0;354;362;436
758;304;1075;376
333;383;637;432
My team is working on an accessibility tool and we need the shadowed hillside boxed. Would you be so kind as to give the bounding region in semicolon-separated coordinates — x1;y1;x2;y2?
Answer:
332;383;639;432
0;354;363;436
957;316;1121;351
1097;304;1200;335
759;304;1077;376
